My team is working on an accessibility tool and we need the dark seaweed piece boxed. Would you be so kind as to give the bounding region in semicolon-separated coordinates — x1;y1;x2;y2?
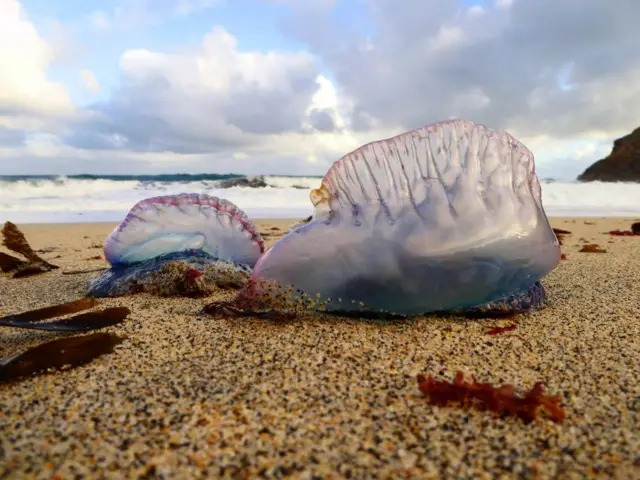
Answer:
486;323;517;335
416;371;565;424
579;244;607;253
0;307;130;332
62;267;107;275
1;222;59;276
608;229;640;236
0;252;27;272
2;221;57;266
0;332;125;383
0;297;99;324
12;263;57;278
202;301;296;321
552;228;571;245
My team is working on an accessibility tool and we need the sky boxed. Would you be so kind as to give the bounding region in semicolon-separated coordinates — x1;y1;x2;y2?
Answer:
1;0;639;179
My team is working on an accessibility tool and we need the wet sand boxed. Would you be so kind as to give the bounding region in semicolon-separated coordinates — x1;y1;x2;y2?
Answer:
0;218;638;479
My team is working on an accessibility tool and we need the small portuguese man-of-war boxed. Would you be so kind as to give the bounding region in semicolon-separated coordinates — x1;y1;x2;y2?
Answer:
87;119;561;317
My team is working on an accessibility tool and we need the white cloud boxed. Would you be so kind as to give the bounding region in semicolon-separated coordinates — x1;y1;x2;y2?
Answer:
0;0;638;179
274;0;640;177
63;26;367;174
0;0;74;126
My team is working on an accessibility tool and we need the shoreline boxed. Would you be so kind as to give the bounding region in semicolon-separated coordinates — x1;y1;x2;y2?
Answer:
1;217;638;478
4;214;640;229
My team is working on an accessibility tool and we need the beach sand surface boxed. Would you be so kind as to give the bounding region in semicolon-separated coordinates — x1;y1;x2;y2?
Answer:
0;218;638;479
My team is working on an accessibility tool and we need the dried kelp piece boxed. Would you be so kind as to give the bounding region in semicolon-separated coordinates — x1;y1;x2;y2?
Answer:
0;307;130;332
2;221;52;264
579;244;607;253
202;301;296;321
416;371;565;424
0;332;125;383
62;267;107;276
12;263;57;278
486;323;517;335
552;228;571;246
0;252;27;273
0;297;98;324
1;221;59;276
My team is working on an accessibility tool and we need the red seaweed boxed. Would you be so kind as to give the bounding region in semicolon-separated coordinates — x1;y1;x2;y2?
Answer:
486;323;517;335
416;371;565;424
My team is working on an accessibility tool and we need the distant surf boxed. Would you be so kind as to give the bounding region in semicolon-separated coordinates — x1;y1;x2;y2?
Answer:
1;174;639;224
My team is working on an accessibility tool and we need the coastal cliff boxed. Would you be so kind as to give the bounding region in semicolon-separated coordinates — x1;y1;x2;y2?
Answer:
577;127;640;182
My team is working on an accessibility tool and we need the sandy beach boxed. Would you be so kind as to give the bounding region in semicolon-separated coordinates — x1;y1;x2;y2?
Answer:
0;217;638;479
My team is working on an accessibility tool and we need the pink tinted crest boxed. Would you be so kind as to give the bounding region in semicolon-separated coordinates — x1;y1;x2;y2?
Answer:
104;193;264;266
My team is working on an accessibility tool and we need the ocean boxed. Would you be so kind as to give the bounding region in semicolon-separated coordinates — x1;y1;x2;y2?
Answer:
1;174;639;224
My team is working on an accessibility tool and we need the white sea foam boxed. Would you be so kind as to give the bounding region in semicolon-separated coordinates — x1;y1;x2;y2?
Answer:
0;176;639;224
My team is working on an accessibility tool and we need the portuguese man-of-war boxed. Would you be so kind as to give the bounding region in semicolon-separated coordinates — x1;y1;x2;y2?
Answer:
87;119;561;318
86;193;264;298
231;119;561;316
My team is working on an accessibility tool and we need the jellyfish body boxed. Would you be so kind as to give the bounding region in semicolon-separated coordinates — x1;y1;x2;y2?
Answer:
87;193;263;297
236;119;561;315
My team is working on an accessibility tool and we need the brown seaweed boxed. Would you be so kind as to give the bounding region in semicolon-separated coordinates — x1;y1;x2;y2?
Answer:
202;301;296;321
416;371;565;424
0;251;27;272
608;229;640;237
0;298;129;332
0;297;98;323
1;221;59;276
0;307;130;332
486;323;517;335
0;332;125;383
62;267;107;275
579;244;607;253
552;228;571;246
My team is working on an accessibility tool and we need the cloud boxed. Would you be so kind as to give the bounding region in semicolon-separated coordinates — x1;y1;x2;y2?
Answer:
1;0;638;179
0;0;74;128
64;27;358;162
281;0;640;142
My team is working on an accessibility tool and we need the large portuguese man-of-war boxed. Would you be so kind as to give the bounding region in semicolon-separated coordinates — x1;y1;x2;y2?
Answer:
87;119;561;317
